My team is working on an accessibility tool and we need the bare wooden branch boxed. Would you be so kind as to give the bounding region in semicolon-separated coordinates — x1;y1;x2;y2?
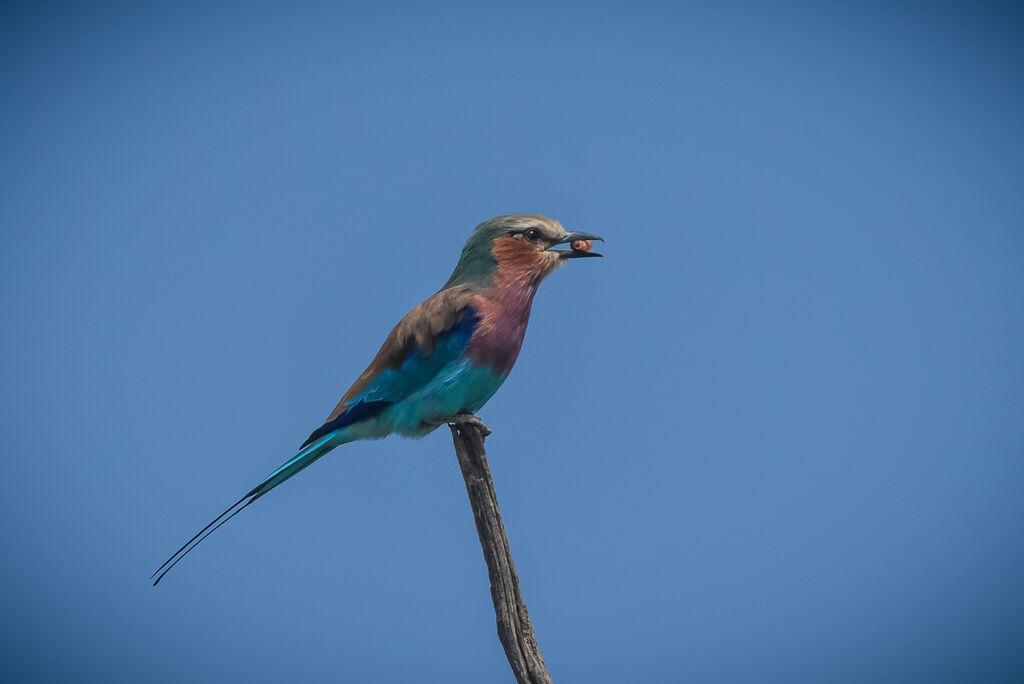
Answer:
449;420;554;684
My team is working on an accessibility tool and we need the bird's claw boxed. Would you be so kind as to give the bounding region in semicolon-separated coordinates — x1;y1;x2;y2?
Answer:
447;413;492;437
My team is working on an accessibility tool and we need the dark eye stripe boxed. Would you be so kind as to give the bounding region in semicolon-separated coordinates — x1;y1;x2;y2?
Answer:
509;228;546;241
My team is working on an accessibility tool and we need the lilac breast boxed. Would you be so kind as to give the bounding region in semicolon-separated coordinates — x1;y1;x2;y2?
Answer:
465;287;537;375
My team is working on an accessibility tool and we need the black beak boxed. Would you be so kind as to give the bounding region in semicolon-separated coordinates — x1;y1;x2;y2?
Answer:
551;231;604;258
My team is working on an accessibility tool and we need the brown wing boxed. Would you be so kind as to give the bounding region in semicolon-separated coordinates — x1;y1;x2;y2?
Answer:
322;285;476;423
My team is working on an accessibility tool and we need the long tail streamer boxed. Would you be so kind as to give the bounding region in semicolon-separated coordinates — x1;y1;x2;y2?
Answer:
151;433;339;585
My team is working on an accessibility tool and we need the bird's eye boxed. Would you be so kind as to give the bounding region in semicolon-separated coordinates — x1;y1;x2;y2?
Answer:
525;228;541;242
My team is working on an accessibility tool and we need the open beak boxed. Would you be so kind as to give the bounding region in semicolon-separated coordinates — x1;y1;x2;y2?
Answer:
550;231;605;258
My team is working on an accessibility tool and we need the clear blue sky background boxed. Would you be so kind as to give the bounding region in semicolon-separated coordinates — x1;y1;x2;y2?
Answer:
2;2;1022;682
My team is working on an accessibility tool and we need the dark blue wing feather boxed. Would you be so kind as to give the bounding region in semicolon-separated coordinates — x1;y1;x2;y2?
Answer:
300;307;479;447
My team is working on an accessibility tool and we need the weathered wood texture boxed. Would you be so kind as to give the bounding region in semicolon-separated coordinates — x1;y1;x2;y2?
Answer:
449;421;554;684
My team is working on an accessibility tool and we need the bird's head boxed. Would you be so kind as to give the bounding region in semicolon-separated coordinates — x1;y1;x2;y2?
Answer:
444;214;603;290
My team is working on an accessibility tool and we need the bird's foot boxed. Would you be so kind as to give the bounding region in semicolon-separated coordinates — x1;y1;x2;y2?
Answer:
447;413;492;437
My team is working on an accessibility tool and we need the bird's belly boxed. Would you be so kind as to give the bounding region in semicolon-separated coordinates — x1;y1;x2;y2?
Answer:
371;358;506;437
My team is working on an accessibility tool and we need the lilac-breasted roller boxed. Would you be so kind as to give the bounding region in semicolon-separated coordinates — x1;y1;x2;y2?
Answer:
152;214;602;584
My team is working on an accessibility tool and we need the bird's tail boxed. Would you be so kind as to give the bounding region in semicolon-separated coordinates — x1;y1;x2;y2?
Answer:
150;431;347;585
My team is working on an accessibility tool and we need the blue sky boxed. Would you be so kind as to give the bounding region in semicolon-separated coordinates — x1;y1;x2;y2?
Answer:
2;2;1022;682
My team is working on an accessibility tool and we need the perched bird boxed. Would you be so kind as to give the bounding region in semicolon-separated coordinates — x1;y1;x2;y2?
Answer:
152;214;602;585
